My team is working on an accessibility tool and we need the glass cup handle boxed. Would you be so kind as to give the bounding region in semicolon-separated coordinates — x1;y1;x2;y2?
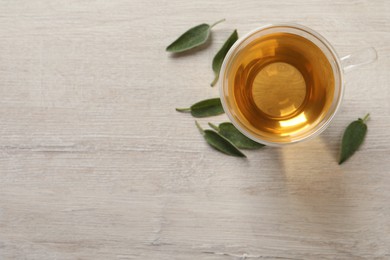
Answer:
340;47;378;73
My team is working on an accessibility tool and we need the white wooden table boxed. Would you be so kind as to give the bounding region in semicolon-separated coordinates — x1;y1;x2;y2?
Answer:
0;1;389;259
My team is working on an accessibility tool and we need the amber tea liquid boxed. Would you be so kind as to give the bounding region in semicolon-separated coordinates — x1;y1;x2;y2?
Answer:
226;32;335;140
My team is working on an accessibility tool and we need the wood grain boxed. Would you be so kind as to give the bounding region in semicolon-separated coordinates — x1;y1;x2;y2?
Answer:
0;0;389;259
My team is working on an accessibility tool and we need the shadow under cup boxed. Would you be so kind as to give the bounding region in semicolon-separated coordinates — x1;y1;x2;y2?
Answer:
219;24;343;146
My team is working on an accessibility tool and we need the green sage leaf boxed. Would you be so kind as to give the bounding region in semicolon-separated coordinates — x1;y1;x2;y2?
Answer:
176;98;224;118
166;19;225;53
196;121;246;157
209;122;265;149
339;113;369;165
210;30;238;86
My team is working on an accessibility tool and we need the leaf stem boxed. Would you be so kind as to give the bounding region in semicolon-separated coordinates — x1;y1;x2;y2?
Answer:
362;113;370;123
208;122;219;132
176;107;191;113
195;121;205;135
210;19;226;29
210;75;219;87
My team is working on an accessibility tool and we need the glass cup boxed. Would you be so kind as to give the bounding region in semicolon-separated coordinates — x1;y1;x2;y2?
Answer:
219;23;377;146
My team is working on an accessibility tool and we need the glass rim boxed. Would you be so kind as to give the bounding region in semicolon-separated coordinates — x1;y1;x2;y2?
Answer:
219;23;344;147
